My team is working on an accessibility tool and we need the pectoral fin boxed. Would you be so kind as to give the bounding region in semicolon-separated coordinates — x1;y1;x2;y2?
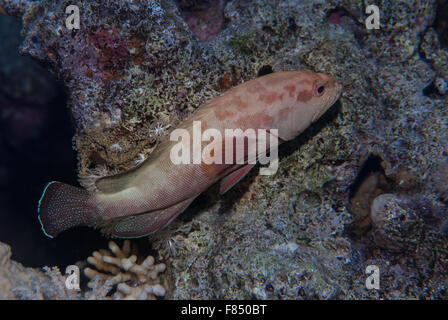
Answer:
110;197;196;238
219;164;255;195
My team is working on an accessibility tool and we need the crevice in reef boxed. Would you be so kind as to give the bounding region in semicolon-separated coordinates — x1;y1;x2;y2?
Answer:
435;0;448;48
326;7;367;46
0;84;110;268
346;154;393;239
177;0;227;40
423;81;440;97
346;152;425;241
257;65;274;77
0;14;108;268
326;7;352;25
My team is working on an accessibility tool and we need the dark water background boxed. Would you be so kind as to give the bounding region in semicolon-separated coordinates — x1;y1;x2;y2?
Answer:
0;14;109;268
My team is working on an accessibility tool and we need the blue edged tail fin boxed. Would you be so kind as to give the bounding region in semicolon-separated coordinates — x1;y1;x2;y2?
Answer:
37;181;97;238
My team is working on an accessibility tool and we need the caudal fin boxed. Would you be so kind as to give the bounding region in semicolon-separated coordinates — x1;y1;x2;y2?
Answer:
37;181;98;238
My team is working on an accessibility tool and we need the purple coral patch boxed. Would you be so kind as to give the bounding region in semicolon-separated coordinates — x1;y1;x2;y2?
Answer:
178;0;226;40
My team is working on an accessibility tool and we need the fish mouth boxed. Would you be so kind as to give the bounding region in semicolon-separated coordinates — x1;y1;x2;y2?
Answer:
336;81;343;96
327;82;343;108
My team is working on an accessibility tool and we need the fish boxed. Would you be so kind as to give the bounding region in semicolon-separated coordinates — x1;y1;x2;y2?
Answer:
37;70;342;238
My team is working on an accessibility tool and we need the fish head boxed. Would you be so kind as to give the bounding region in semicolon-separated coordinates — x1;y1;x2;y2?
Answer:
273;70;342;140
307;72;342;123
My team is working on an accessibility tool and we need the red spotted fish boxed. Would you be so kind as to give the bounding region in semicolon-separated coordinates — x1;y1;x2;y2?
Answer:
38;70;342;238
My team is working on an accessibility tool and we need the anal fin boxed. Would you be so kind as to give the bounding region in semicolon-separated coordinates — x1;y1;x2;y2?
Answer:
110;197;196;238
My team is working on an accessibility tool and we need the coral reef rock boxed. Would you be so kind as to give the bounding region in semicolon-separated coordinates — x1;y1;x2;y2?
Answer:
0;240;167;300
1;0;447;299
0;242;48;299
370;193;447;252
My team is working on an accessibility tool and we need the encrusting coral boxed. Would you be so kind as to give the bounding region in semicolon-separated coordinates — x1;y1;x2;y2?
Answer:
84;240;167;300
0;239;167;300
38;266;113;300
0;242;49;299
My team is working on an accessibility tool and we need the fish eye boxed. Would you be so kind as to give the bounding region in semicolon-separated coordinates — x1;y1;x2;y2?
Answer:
313;81;326;97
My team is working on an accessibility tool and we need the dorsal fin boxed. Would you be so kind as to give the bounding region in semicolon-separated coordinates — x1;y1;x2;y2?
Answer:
95;104;216;194
95;169;139;193
95;140;171;193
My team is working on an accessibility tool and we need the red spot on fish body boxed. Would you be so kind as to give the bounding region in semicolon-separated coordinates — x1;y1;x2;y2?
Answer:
246;82;265;94
230;94;242;106
284;84;296;97
259;92;279;104
231;95;250;111
235;112;274;129
278;106;293;119
215;107;236;120
296;90;313;102
239;101;249;109
327;9;349;26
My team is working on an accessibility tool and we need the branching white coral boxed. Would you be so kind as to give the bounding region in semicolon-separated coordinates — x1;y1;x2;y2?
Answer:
109;143;123;153
78;165;118;191
148;122;170;138
135;153;146;165
84;240;167;300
